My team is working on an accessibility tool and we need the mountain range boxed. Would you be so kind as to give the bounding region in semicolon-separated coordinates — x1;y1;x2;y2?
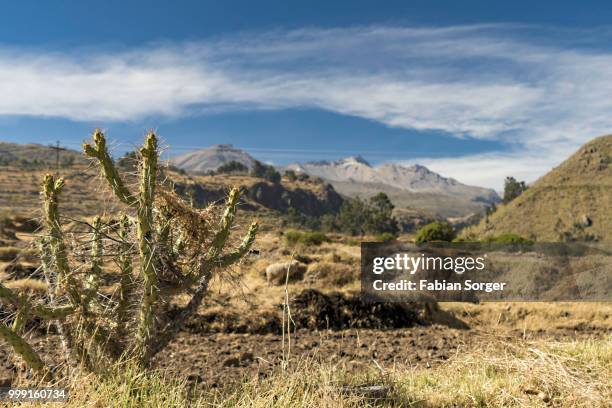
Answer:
172;146;500;217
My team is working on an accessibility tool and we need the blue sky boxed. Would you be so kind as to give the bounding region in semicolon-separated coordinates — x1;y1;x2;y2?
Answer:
2;1;612;189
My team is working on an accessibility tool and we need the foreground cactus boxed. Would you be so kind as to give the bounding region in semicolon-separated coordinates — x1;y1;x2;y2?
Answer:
0;129;258;371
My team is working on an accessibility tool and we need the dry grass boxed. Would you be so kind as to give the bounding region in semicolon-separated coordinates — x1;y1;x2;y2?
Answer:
0;246;20;261
15;335;610;407
443;302;612;334
3;278;48;293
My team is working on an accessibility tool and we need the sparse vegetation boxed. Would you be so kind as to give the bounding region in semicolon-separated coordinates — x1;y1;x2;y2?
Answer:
16;335;611;407
284;230;330;246
217;161;249;174
484;233;534;244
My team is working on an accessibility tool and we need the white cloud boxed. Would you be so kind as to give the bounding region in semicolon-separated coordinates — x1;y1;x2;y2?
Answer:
2;25;612;188
399;149;569;192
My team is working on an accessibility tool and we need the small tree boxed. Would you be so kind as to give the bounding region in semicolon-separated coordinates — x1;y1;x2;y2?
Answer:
251;160;281;183
503;176;527;204
366;192;399;235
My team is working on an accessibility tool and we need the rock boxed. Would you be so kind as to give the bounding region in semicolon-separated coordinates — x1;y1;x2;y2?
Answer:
581;214;592;227
265;261;306;285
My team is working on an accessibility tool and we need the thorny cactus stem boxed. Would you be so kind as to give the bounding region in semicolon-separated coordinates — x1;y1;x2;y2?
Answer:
116;214;134;338
83;129;137;207
11;294;30;333
0;324;44;372
135;133;159;365
42;175;80;306
0;282;74;320
39;237;74;365
84;216;103;300
218;222;259;267
82;130;159;364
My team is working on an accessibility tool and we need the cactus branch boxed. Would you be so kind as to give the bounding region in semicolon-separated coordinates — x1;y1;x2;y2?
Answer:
42;174;80;306
0;323;45;371
218;222;258;267
116;214;134;339
149;194;257;359
0;282;75;319
135;132;159;365
82;129;137;206
84;216;103;303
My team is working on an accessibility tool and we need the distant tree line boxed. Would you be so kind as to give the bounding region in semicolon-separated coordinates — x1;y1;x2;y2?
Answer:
286;192;399;236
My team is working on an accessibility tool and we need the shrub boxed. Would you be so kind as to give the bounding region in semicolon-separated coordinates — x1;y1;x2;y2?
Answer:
285;230;330;246
415;221;455;244
376;232;397;242
284;170;298;181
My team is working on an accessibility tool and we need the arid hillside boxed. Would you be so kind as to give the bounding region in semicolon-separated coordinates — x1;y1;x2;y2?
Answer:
465;135;612;241
0;142;343;222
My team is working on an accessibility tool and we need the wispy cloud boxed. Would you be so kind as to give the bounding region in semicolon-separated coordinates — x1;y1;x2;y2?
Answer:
1;25;612;188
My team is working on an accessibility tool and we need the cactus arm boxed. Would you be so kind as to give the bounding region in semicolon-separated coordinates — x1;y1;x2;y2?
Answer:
206;187;240;259
39;237;75;364
217;222;258;267
135;133;159;365
82;129;137;206
0;282;75;319
42;175;81;306
84;216;103;303
11;294;29;333
0;281;19;305
116;214;133;338
0;323;45;371
149;193;258;359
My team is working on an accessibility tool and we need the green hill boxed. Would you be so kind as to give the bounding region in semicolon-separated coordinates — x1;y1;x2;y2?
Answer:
465;135;612;241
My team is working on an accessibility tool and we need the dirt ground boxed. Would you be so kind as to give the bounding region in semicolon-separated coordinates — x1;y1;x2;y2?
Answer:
1;226;611;393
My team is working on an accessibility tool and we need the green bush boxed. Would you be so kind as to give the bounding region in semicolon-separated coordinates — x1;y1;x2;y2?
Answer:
414;221;455;244
285;230;330;246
